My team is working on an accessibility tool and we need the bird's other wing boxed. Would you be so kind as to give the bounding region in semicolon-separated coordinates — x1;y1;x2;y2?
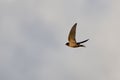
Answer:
68;23;77;43
77;39;89;44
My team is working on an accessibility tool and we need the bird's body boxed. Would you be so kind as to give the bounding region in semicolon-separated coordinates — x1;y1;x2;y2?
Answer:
65;23;89;48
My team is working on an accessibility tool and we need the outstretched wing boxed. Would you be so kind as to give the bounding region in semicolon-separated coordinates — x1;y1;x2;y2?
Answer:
77;39;89;44
68;23;77;43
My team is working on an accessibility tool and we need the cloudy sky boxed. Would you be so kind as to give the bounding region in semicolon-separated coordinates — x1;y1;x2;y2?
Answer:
0;0;120;80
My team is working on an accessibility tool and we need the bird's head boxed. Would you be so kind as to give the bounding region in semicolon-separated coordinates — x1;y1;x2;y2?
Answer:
65;42;69;46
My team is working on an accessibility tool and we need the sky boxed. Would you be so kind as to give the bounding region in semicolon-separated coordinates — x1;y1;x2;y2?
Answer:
0;0;120;80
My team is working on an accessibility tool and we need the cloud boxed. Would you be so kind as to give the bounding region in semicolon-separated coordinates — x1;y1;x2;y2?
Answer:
0;0;120;80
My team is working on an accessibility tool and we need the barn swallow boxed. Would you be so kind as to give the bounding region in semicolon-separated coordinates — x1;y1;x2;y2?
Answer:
65;23;89;48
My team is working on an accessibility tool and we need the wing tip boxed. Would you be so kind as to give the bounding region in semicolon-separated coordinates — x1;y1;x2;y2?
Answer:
86;39;89;42
74;23;77;26
87;39;89;40
72;23;77;28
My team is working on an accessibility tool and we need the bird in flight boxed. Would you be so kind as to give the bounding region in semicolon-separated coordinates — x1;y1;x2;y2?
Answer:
65;23;89;48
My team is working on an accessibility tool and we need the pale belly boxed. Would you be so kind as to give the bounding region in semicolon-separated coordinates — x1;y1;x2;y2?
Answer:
69;42;78;47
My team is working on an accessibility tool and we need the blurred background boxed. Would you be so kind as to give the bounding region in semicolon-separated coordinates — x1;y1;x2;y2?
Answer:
0;0;120;80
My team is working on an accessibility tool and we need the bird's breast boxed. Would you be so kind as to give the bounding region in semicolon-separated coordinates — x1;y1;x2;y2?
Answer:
69;42;78;47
